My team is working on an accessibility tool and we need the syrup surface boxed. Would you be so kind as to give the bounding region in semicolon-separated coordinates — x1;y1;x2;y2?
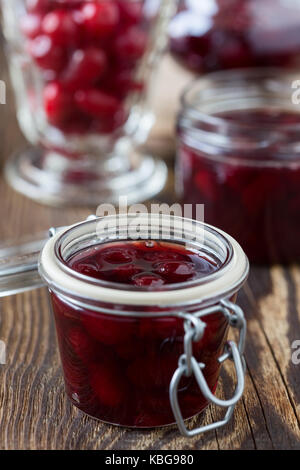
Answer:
67;240;220;288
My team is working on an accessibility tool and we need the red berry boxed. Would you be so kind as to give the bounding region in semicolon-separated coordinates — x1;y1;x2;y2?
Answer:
127;351;179;390
197;312;228;352
219;39;251;69
154;261;196;283
102;247;135;264
62;357;92;399
114;27;148;61
90;108;127;134
62;117;93;136
42;9;79;46
115;339;144;361
21;13;42;39
194;169;218;201
82;312;137;346
68;326;98;363
63;363;86;391
242;173;280;214
73;260;103;277
110;264;144;283
81;2;120;39
75;89;121;117
43;81;73;126
89;362;127;408
68;247;103;276
132;273;165;288
27;35;66;72
106;69;144;98
63;47;107;90
118;1;144;25
139;316;183;341
139;249;184;263
116;71;144;94
26;0;50;14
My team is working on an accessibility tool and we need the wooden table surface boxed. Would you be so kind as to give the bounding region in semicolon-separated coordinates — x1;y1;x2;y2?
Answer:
0;38;300;451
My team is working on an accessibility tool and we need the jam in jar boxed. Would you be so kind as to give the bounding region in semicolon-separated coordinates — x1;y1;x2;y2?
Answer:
37;214;248;431
170;0;300;73
176;69;300;264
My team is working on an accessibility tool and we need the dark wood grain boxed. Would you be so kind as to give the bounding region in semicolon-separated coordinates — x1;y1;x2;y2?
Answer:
0;36;300;450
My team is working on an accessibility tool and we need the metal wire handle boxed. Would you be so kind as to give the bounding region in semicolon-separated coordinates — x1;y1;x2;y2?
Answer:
169;300;246;438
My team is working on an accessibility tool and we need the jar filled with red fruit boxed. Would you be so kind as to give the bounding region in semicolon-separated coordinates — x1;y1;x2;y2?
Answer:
170;0;300;73
0;214;248;435
1;0;175;206
176;68;300;264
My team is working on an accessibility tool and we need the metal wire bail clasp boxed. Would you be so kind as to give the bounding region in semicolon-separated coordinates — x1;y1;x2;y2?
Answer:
170;300;246;438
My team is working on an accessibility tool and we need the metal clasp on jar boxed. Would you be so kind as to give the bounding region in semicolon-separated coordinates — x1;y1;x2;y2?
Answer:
170;300;246;437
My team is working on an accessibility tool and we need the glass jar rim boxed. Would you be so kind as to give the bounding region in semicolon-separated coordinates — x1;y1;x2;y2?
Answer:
38;214;249;313
181;67;300;131
54;214;233;292
179;68;300;168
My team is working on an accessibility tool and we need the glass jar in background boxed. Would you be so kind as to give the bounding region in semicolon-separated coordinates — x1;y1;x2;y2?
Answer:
176;69;300;264
0;214;249;435
169;0;300;73
1;0;175;206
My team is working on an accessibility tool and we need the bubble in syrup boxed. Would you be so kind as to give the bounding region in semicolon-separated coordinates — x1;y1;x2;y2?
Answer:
145;240;155;248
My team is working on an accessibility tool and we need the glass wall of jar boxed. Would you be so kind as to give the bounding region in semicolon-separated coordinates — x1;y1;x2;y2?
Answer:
0;214;249;434
169;0;300;73
1;0;176;206
176;69;300;264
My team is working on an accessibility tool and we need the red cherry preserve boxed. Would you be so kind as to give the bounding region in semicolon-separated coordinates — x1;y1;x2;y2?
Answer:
53;241;223;426
176;69;300;264
42;215;248;430
170;0;300;73
21;0;148;135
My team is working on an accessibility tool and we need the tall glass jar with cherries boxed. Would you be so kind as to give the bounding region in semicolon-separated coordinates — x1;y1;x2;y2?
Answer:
2;0;175;206
169;0;300;73
0;214;249;436
176;69;300;264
